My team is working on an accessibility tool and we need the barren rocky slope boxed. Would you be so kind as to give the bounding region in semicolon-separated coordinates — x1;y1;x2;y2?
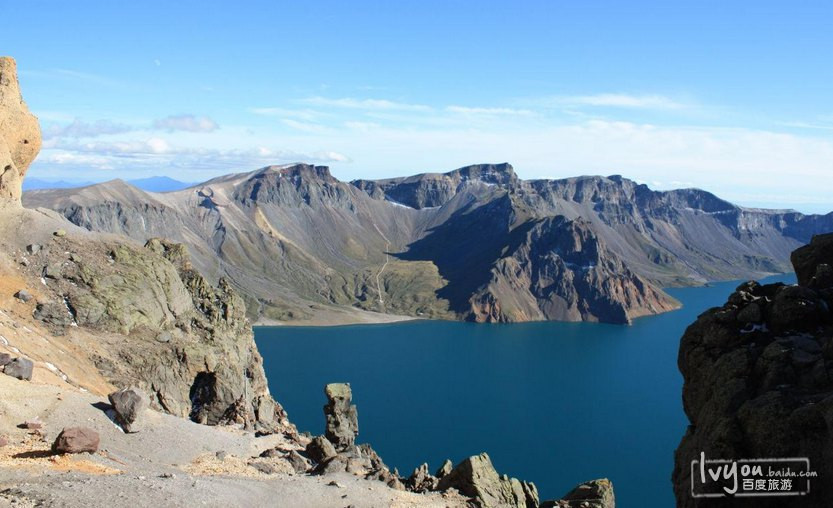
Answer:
25;161;832;325
673;233;833;506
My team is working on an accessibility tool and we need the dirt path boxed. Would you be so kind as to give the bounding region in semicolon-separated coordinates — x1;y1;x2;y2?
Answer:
372;223;391;312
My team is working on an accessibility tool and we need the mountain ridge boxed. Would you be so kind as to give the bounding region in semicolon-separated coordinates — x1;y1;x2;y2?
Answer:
23;162;833;325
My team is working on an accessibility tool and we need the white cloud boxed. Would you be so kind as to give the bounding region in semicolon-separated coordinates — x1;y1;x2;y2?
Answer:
301;96;432;112
540;93;687;110
43;119;132;139
249;107;322;121
153;114;219;133
280;119;332;133
446;106;535;116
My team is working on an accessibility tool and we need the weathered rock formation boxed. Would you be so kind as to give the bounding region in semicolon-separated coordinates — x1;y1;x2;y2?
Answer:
20;234;292;433
674;233;833;506
323;382;359;450
436;452;539;508
0;57;41;205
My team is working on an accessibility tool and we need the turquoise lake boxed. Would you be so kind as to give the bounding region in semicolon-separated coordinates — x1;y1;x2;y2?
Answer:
255;273;795;506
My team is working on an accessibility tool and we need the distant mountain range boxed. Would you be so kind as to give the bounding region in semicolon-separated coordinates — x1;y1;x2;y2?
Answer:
23;176;193;193
22;163;833;325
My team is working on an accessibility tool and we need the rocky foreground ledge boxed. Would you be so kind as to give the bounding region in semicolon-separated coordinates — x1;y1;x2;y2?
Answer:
0;372;615;507
674;233;833;507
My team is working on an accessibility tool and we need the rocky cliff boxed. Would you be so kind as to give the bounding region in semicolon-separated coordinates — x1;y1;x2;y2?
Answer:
673;233;833;506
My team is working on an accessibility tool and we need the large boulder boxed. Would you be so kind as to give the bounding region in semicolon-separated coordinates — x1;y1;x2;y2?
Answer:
436;452;538;508
52;427;99;454
108;387;149;432
323;383;358;450
0;57;41;206
3;357;33;380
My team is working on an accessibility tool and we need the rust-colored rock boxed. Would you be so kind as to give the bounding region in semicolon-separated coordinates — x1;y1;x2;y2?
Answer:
52;427;99;454
0;57;41;205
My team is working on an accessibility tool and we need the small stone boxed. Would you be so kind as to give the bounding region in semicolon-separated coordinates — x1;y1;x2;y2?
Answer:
216;450;228;460
259;447;281;458
4;357;34;381
26;244;41;255
0;353;12;366
53;229;66;237
20;420;42;430
285;450;311;474
156;331;172;343
327;480;344;488
43;264;62;279
0;436;8;447
306;435;337;464
52;427;99;454
14;290;33;303
159;473;176;479
249;461;278;474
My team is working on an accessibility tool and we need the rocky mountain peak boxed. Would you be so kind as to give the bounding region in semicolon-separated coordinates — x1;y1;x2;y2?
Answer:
451;162;517;185
0;57;42;205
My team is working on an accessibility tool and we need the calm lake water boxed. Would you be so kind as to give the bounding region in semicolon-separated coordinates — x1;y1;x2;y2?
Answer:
256;273;795;506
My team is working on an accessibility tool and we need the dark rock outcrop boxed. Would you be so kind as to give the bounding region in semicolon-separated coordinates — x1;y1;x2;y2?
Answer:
791;233;833;288
674;232;833;507
52;427;99;454
108;387;149;433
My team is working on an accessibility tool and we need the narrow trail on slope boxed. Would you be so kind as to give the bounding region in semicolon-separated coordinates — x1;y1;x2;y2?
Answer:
372;223;390;312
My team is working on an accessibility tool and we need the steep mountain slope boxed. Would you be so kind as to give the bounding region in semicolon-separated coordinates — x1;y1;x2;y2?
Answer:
24;163;833;325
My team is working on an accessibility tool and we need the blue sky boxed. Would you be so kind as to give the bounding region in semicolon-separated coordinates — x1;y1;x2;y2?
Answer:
4;1;833;212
